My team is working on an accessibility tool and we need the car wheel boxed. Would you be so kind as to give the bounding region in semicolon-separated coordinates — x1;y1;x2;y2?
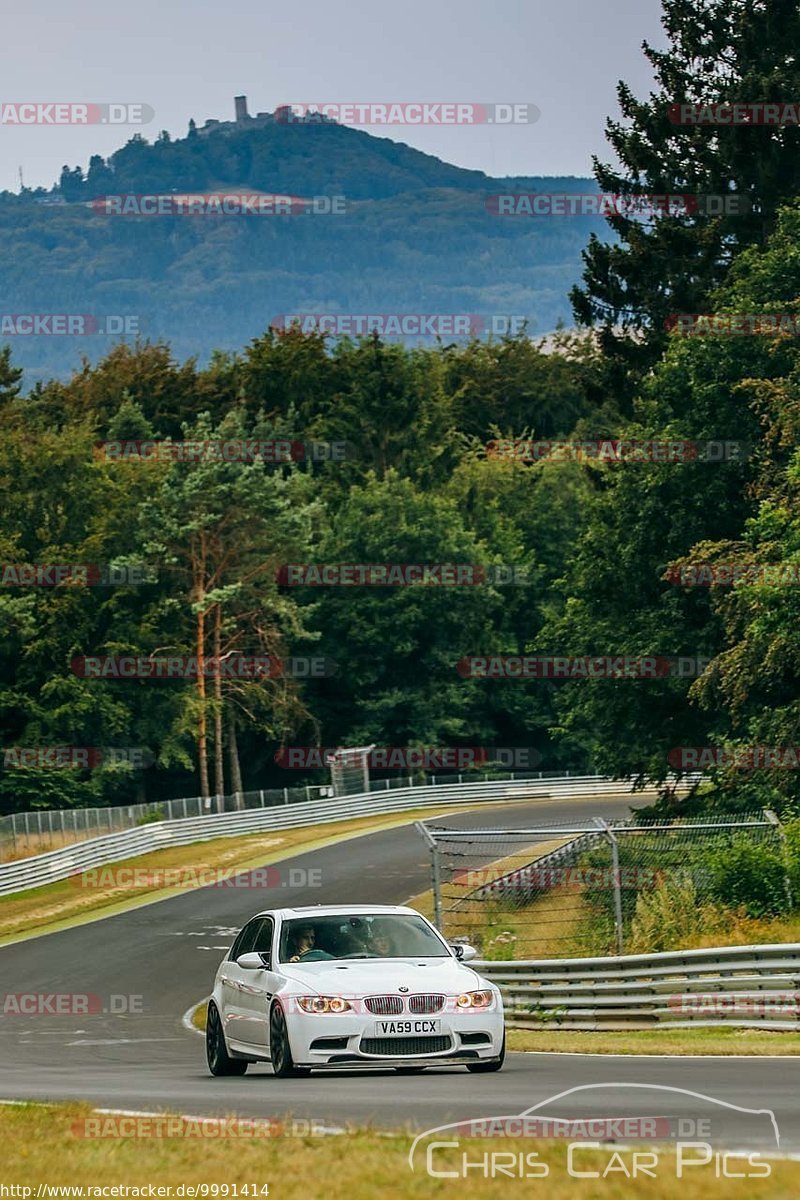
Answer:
466;1032;505;1074
269;1004;310;1078
206;1001;248;1076
394;1067;426;1074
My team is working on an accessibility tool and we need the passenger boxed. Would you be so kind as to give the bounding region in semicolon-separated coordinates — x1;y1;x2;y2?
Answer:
370;923;396;957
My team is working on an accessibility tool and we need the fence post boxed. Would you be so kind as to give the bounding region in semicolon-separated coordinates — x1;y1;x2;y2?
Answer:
260;790;266;808
595;818;624;954
414;822;443;931
283;788;289;805
765;809;794;912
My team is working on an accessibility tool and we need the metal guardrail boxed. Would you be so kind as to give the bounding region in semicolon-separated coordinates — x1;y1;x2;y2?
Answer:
0;775;649;897
0;769;596;861
478;942;800;1030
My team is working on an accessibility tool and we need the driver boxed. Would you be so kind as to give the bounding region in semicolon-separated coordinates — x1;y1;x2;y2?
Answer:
288;924;333;962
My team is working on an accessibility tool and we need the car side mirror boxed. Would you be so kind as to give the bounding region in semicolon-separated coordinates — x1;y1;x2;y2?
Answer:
237;952;270;970
451;943;477;962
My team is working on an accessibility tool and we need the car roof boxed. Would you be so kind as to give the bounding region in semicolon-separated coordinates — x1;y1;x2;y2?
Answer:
250;904;419;920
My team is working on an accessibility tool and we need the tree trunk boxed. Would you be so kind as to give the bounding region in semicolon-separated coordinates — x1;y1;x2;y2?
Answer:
213;603;225;811
228;709;244;809
194;532;210;801
196;604;210;800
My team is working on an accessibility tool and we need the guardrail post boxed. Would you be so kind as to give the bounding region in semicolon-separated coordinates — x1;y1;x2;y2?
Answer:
595;818;624;954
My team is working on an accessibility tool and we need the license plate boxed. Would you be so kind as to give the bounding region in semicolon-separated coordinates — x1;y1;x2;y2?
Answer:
374;1019;441;1035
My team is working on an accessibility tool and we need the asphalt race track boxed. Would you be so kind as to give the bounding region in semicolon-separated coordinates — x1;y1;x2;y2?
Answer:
1;794;798;1151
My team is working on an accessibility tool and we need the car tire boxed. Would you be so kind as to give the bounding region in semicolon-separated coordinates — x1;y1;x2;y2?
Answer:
269;1003;311;1079
466;1032;505;1074
206;1001;248;1076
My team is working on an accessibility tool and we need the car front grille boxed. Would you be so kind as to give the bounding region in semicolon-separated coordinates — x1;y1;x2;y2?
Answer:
408;993;445;1014
364;995;404;1015
360;1035;451;1057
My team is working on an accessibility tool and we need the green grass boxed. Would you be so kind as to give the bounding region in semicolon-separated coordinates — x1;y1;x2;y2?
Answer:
507;1025;800;1056
2;1101;795;1198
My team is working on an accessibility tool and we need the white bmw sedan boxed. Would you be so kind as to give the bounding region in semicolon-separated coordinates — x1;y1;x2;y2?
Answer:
206;904;505;1077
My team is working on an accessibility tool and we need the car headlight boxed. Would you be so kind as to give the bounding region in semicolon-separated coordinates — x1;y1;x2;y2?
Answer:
296;995;353;1014
456;990;493;1009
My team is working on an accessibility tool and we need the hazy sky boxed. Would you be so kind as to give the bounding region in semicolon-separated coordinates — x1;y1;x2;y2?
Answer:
2;0;665;192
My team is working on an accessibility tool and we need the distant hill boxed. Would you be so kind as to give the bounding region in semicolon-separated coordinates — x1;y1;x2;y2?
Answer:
0;114;606;380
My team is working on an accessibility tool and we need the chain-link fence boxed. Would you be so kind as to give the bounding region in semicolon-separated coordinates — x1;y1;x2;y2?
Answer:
416;811;793;958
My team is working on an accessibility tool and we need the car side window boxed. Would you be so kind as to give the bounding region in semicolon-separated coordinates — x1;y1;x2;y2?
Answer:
228;919;260;961
251;917;274;957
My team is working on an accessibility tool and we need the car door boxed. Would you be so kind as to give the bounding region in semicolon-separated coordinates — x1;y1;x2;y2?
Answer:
235;916;279;1047
218;918;265;1047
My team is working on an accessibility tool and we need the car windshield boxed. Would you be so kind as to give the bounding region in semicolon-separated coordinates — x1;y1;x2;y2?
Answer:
278;913;449;962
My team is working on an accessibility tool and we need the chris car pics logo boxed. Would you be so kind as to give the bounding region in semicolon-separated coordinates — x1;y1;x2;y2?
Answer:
408;1084;778;1181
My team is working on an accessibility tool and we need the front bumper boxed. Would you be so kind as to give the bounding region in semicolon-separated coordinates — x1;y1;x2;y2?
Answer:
286;1007;505;1067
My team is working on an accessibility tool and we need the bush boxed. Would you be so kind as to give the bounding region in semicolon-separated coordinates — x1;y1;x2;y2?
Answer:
628;873;729;953
703;835;790;919
135;807;164;826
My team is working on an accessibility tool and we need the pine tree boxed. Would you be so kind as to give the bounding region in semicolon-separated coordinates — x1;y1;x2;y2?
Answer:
0;346;22;405
572;0;800;377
